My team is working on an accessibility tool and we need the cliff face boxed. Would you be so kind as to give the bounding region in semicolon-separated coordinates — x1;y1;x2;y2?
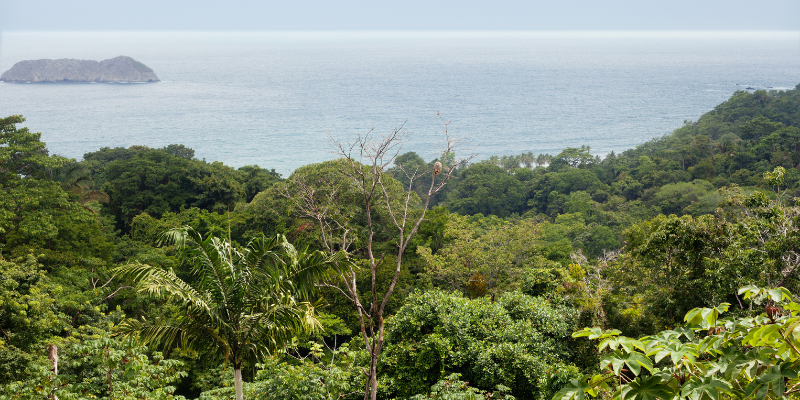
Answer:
0;56;160;83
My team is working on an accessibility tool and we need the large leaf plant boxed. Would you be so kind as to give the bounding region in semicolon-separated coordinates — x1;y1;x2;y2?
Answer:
554;286;800;400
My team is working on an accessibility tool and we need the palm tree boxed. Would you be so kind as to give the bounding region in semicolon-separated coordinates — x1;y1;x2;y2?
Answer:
115;226;343;400
55;161;110;208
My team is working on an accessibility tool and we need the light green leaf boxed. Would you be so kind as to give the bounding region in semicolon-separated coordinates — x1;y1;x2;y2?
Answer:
681;376;732;400
620;376;675;400
553;378;590;400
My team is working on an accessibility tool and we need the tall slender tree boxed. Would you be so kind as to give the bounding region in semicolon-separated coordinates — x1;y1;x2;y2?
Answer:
283;117;473;400
116;226;343;400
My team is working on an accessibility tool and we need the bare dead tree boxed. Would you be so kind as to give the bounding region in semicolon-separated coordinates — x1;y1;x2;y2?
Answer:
282;116;472;400
276;173;357;254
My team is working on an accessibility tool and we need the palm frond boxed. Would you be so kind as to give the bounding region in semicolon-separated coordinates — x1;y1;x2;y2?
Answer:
79;189;109;204
116;226;335;370
115;262;216;316
115;317;230;357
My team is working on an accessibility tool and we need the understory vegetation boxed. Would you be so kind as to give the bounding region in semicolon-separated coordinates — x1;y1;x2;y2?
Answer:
2;85;800;399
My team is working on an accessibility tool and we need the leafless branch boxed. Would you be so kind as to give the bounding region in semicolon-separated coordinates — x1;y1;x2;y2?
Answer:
280;114;473;400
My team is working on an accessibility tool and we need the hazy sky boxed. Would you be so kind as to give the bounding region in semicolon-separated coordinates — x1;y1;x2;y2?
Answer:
3;0;799;31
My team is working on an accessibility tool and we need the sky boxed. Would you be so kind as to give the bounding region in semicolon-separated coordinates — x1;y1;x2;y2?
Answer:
2;0;799;31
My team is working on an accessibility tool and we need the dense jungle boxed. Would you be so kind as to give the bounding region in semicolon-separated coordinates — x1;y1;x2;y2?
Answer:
2;85;800;400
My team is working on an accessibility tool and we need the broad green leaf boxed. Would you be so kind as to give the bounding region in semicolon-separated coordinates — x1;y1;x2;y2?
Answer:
651;342;698;366
739;286;793;305
685;308;706;326
784;302;800;316
673;327;695;341
600;336;646;353
681;376;732;400
620;376;675;400
586;374;611;397
685;304;730;328
573;327;604;339
743;364;797;400
573;327;621;340
782;317;800;340
601;350;653;376
698;336;721;355
739;285;759;298
743;324;781;347
553;378;591;400
767;288;792;304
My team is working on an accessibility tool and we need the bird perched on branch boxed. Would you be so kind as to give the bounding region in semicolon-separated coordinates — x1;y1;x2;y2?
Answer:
433;161;442;176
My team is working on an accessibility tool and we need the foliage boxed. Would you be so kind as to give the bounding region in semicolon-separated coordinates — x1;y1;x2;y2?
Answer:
85;145;249;232
615;166;800;330
383;290;580;399
0;116;106;258
2;85;800;398
554;286;800;400
446;163;527;217
200;342;364;400
236;165;282;203
418;215;549;296
129;208;236;246
1;327;186;400
115;226;344;399
0;254;66;383
270;158;412;254
408;373;516;400
0;115;69;187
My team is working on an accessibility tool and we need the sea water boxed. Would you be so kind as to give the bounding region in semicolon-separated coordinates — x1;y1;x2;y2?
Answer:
0;31;798;174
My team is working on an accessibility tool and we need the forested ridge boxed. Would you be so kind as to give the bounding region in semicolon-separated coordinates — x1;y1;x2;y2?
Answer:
2;85;800;400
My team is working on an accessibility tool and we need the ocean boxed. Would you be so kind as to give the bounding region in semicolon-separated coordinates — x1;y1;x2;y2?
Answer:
1;31;798;175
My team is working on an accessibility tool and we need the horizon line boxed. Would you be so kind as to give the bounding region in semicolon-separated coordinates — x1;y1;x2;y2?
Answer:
3;29;799;33
2;30;798;40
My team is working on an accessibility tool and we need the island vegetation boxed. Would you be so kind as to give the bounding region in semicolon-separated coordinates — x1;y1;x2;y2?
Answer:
2;84;800;400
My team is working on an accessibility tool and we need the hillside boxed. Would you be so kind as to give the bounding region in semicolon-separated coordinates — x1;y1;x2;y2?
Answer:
1;85;800;399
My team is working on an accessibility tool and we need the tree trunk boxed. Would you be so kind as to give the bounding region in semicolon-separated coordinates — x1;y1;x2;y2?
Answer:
48;344;58;376
234;368;244;400
364;350;379;400
48;344;59;400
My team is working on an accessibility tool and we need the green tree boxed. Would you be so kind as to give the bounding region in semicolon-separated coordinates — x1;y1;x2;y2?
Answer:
647;180;716;216
199;344;364;400
0;116;113;267
0;115;72;248
116;227;343;400
236;165;282;202
446;163;526;217
409;373;515;400
551;146;596;169
384;290;579;399
0;255;66;384
0;115;69;187
96;146;244;232
418;215;547;296
2;327;187;400
739;116;784;141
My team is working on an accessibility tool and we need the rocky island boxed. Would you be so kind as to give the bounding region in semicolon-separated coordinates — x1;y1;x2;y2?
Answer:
0;56;159;83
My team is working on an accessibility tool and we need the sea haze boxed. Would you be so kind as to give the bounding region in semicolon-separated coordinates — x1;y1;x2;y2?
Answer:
0;31;798;174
